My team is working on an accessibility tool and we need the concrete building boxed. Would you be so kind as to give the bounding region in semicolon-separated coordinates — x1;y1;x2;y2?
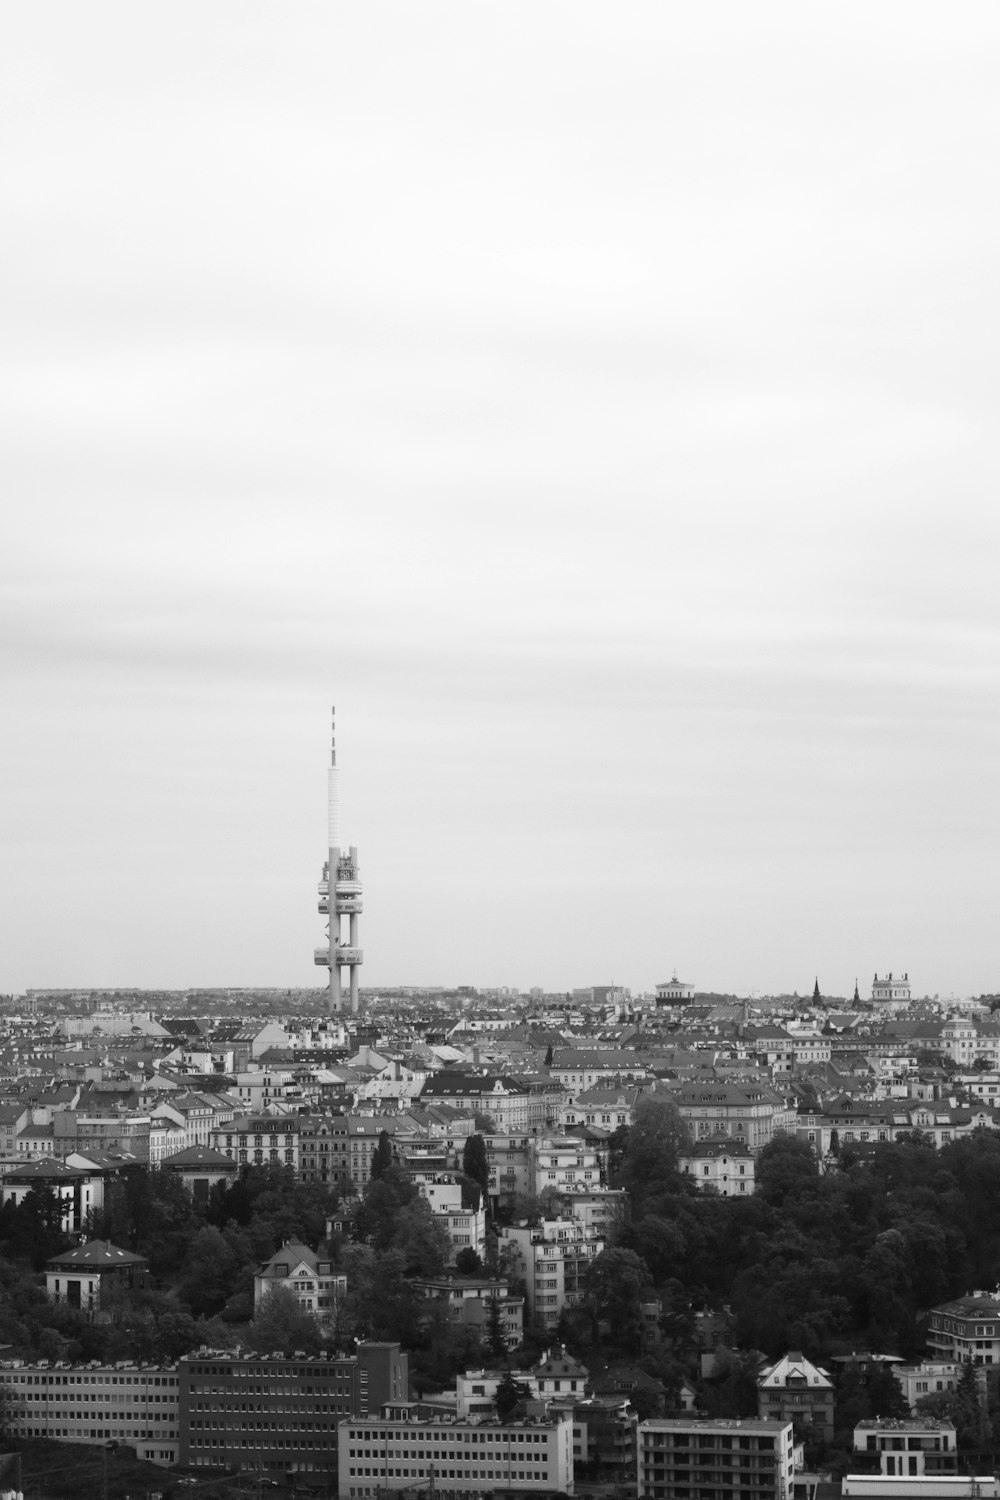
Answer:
417;1174;488;1262
841;1480;998;1500
339;1406;574;1497
756;1352;835;1440
413;1276;524;1351
315;708;363;1015
638;1418;795;1500
179;1343;408;1478
892;1363;964;1415
655;976;695;1005
1;1358;179;1465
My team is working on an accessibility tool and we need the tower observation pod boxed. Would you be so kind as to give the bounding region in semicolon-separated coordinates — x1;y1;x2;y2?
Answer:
314;707;363;1014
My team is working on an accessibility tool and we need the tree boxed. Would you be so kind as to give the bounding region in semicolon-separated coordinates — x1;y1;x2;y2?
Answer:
544;1045;554;1068
756;1136;820;1207
463;1135;491;1210
370;1130;394;1182
176;1225;241;1317
245;1283;324;1356
495;1369;531;1422
620;1099;690;1212
584;1246;651;1351
455;1247;484;1275
485;1294;508;1359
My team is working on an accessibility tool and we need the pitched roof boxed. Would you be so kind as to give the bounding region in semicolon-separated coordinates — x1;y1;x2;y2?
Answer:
47;1238;147;1269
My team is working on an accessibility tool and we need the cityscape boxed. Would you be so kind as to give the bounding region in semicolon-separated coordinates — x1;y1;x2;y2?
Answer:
0;716;999;1500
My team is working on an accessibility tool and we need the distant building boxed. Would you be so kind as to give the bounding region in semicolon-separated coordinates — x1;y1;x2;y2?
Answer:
655;976;695;1005
872;973;911;1006
2;1358;179;1465
253;1240;346;1322
854;1417;958;1477
680;1136;756;1196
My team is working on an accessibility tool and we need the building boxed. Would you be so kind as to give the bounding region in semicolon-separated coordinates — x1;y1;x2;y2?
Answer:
638;1418;795;1500
756;1352;834;1440
926;1292;1000;1364
680;1136;756;1196
669;1080;796;1151
854;1418;958;1477
872;973;912;1006
338;1406;574;1497
656;976;695;1005
253;1241;347;1322
1;1358;179;1465
412;1275;524;1350
160;1145;238;1205
841;1480;998;1500
46;1240;148;1315
498;1218;604;1333
0;1159;93;1232
209;1114;299;1171
314;707;363;1015
178;1343;408;1477
417;1174;488;1262
892;1363;965;1415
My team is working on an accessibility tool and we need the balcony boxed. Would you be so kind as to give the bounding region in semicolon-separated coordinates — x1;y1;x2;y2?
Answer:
314;948;331;967
335;947;363;965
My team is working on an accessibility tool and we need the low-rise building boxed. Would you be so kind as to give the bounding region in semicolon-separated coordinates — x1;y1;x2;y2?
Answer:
2;1358;179;1465
338;1406;574;1497
854;1418;958;1477
927;1292;1000;1365
46;1240;148;1315
253;1241;346;1322
680;1136;756;1196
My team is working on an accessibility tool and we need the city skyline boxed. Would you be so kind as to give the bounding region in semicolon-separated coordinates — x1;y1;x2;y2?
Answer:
4;5;1000;999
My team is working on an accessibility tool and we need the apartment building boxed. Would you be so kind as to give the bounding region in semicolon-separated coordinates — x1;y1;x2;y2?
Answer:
46;1240;148;1314
209;1115;299;1172
927;1293;1000;1364
412;1276;524;1350
854;1418;958;1477
339;1406;574;1497
638;1418;795;1500
417;1175;487;1261
253;1242;347;1321
178;1343;408;1477
680;1137;756;1197
498;1218;604;1333
756;1352;834;1440
669;1081;796;1151
2;1359;179;1466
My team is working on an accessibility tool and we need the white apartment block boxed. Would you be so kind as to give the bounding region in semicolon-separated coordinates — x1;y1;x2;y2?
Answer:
498;1219;604;1333
339;1409;574;1497
418;1175;488;1261
1;1360;179;1466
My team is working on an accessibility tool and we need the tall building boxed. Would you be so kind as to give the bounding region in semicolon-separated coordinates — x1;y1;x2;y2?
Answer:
315;707;363;1014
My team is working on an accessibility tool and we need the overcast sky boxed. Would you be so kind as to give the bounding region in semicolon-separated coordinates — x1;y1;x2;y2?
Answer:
4;4;1000;1001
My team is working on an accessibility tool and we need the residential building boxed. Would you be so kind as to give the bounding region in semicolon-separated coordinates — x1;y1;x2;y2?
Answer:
756;1352;834;1440
178;1343;408;1477
338;1406;574;1497
253;1241;346;1322
638;1418;795;1500
680;1137;756;1196
417;1175;487;1262
160;1146;238;1205
419;1073;531;1133
893;1363;964;1415
498;1218;604;1333
669;1080;796;1151
209;1114;299;1172
412;1276;524;1350
854;1418;958;1477
1;1359;179;1465
927;1293;1000;1364
46;1240;149;1314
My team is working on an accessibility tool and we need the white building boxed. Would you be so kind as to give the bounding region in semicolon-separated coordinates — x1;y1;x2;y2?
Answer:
418;1175;488;1262
498;1218;604;1333
338;1407;574;1497
1;1359;179;1466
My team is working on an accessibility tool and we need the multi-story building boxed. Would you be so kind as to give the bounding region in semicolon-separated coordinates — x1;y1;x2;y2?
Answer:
178;1343;408;1477
668;1080;795;1152
417;1175;487;1261
533;1137;603;1197
680;1137;756;1197
52;1110;152;1162
550;1051;650;1094
419;1073;531;1133
854;1418;958;1477
872;973;912;1006
413;1277;524;1351
46;1240;148;1315
637;1418;795;1500
892;1362;965;1415
338;1405;574;1497
926;1293;1000;1364
756;1352;834;1440
209;1115;299;1172
1;1359;179;1465
253;1241;347;1322
498;1218;604;1334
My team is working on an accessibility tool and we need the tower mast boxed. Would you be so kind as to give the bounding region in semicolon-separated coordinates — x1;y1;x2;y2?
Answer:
315;706;363;1014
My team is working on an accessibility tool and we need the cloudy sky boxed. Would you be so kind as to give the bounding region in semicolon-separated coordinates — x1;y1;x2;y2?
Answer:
4;4;1000;1000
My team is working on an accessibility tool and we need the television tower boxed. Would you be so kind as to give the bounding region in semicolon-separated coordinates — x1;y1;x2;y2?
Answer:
314;707;363;1014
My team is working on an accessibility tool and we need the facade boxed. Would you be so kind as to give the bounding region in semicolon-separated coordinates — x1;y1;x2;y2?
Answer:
927;1293;1000;1364
638;1418;795;1500
656;976;695;1005
413;1276;524;1351
0;1159;94;1232
893;1363;964;1415
533;1137;604;1196
160;1146;238;1205
420;1073;531;1133
209;1115;299;1171
670;1081;796;1151
756;1352;834;1440
339;1407;574;1497
178;1343;408;1476
417;1174;488;1261
1;1359;179;1465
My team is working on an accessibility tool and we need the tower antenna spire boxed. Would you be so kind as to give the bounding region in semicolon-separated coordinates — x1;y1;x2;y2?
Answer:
315;706;362;1015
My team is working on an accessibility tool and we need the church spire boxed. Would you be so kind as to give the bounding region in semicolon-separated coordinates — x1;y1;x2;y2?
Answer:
812;976;820;1001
